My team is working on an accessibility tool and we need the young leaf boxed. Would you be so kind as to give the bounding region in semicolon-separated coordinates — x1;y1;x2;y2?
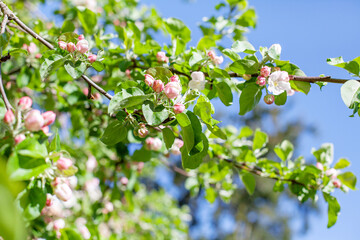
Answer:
240;173;256;195
337;172;357;190
142;102;170;126
323;193;341;228
215;82;233;106
100;121;127;146
162;128;175;149
239;84;262;115
253;129;268;150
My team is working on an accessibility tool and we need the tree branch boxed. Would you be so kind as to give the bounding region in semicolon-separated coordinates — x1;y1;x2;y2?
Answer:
0;13;12;110
160;159;192;177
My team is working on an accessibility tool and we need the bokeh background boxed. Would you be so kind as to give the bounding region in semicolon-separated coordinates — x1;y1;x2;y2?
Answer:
138;0;360;239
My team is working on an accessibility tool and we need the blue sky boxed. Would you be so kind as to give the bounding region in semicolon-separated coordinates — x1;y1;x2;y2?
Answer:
141;0;360;239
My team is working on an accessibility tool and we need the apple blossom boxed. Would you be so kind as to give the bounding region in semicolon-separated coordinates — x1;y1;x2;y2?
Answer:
170;75;180;82
76;39;89;54
119;177;128;186
144;74;155;87
42;111;56;126
53;219;65;231
164;82;182;99
54;183;73;202
316;162;324;171
67;42;77;52
84;178;102;202
332;179;342;188
145;137;162;151
25;110;44;131
14;134;26;144
207;50;216;59
27;42;37;54
3;110;15;125
256;76;266;86
213;56;224;65
46;194;53;207
57;157;73;171
152;80;164;93
267;71;292;95
42;126;49;135
138;127;149;138
86;155;98;172
78;225;91;239
189;72;206;90
326;168;338;179
88;54;97;63
156;51;169;63
18;96;32;110
260;66;271;77
264;94;275;105
137;162;145;172
173;103;185;114
171;138;184;155
35;53;42;59
58;41;67;50
78;34;85;40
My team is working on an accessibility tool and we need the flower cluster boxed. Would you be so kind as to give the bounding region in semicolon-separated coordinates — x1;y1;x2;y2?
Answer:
316;163;344;189
3;96;56;144
156;51;169;63
58;34;97;63
22;42;42;59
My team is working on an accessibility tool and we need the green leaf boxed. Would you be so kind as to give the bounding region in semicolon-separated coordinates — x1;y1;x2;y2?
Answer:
176;113;194;152
252;129;268;150
100;121;127;146
40;54;70;80
49;129;61;152
206;124;227;140
340;80;360;108
181;133;209;169
92;61;105;72
61;20;75;32
240;173;256;195
230;59;259;75
334;159;350;169
165;18;191;43
189;52;203;67
194;95;214;125
222;48;241;61
268;44;281;60
18;180;46;220
239;84;262;115
132;147;152;162
232;41;256;54
162;128;175;149
290;80;311;95
236;8;257;28
0;98;6;120
274;140;294;161
64;60;87;79
60;228;83;240
58;32;79;43
239;126;253;138
77;8;97;34
197;36;216;52
337;172;357;190
323;193;341;228
0;32;11;55
108;88;150;115
327;57;360;76
274;90;287;105
205;187;217;203
215;82;233;106
142;102;170;126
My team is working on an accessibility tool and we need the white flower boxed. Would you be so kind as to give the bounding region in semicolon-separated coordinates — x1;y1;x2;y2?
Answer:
267;71;292;95
189;72;206;90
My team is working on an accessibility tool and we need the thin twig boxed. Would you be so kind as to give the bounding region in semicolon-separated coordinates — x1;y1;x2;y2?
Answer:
0;64;12;110
1;13;8;33
160;159;192;177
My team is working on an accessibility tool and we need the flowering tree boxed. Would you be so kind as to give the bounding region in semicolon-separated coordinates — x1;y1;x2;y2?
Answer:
0;0;358;239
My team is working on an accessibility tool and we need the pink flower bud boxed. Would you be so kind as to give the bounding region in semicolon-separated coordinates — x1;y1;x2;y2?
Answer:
332;179;342;188
76;39;89;54
42;126;49;135
260;66;271;77
18;96;32;110
25;110;44;131
326;168;338;179
144;74;155;87
213;56;223;65
57;157;73;171
67;42;77;52
170;138;184;155
22;44;28;50
54;183;72;202
263;94;274;105
93;93;102;101
145;137;162;151
170;75;180;82
173;103;185;114
27;43;37;54
120;177;128;186
256;76;266;86
152;80;164;93
125;69;131;78
88;54;97;63
83;88;89;96
137;162;144;172
14;134;26;145
138;127;149;138
46;194;53;207
164;82;182;99
156;51;168;63
35;53;42;59
3;110;15;125
78;34;85;41
58;41;67;50
53;219;65;231
207;50;216;59
316;162;324;171
42;111;56;126
287;89;295;96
